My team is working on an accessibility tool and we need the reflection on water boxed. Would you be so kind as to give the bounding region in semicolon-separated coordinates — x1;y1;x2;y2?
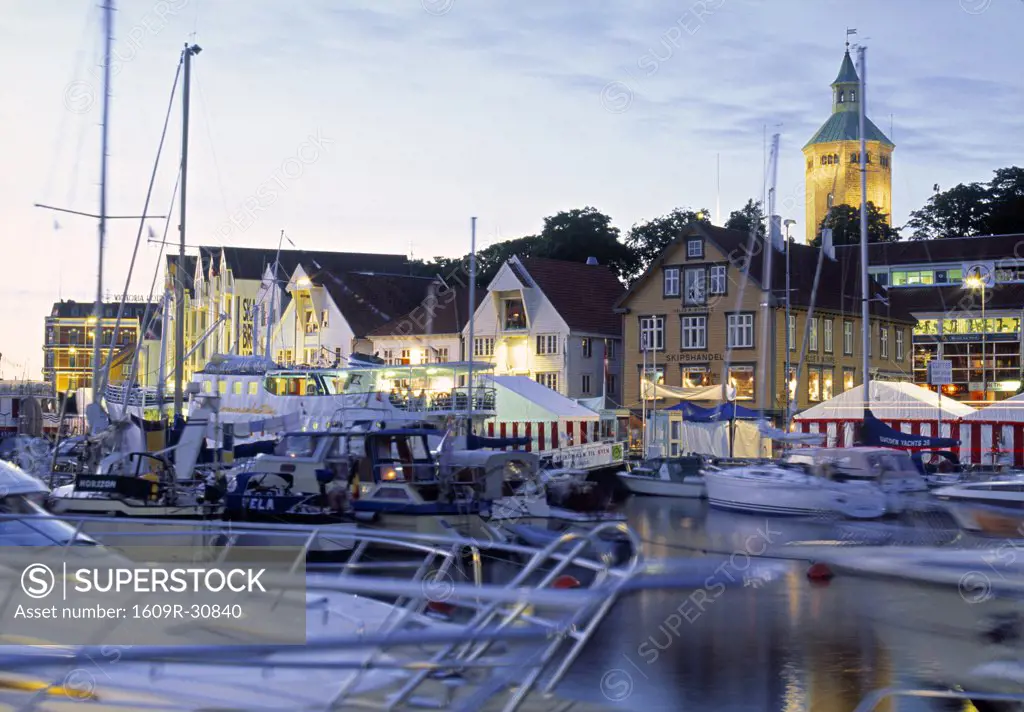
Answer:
554;498;993;711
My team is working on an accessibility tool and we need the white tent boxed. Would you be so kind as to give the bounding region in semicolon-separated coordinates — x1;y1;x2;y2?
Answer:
958;390;1024;467
793;381;974;448
483;376;602;455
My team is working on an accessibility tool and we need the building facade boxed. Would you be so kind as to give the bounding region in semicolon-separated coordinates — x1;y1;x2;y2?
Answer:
803;47;894;243
616;225;913;417
367;284;484;366
851;234;1024;404
461;256;624;401
42;300;159;393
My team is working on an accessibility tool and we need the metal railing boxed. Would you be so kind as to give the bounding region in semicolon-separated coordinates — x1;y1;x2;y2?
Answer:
854;686;1024;711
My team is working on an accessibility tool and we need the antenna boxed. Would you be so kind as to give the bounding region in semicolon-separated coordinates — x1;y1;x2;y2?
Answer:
715;153;721;225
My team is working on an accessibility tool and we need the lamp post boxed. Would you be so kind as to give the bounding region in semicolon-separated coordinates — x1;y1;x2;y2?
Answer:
965;274;986;401
783;218;796;428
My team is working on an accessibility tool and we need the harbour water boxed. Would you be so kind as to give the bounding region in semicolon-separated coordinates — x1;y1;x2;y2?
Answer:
547;497;1003;712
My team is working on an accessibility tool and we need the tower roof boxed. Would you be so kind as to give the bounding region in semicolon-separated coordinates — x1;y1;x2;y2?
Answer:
803;112;894;149
833;50;859;85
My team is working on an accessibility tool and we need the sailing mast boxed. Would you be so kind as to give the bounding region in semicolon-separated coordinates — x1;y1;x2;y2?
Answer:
173;43;201;420
91;0;114;405
758;134;780;420
466;217;478;436
857;45;870;413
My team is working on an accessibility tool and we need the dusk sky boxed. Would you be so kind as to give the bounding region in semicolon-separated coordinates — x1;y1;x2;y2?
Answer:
2;0;1021;378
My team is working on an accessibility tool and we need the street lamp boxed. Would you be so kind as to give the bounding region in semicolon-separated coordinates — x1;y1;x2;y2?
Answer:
964;275;986;401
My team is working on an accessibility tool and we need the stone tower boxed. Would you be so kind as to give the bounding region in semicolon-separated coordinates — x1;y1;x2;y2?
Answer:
803;46;894;243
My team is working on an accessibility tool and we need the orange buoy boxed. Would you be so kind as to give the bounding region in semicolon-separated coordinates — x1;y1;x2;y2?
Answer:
552;574;581;589
806;562;834;582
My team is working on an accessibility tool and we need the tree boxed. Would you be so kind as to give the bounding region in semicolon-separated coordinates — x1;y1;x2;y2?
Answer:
534;207;637;282
724;199;766;238
813;202;899;247
625;207;710;279
905;182;992;239
987;166;1024;236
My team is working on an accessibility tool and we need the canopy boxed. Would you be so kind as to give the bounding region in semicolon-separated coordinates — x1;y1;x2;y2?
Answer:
794;381;975;422
861;409;959;449
487;376;599;421
758;422;826;445
664;402;759;421
642;382;736;402
960;390;1024;422
466;433;531;450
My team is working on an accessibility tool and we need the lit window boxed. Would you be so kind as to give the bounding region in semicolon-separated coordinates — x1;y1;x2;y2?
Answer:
843;369;855;392
728;366;754;401
503;299;527;330
581;338;593;358
473;337;494;357
640;366;665;400
682;366;707;388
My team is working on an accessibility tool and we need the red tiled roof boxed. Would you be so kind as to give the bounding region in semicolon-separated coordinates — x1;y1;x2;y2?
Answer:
320;273;436;338
518;258;625;336
367;285;486;337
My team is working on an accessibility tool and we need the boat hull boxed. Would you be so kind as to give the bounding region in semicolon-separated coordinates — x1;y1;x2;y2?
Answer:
946;501;1024;537
704;470;887;518
617;472;705;498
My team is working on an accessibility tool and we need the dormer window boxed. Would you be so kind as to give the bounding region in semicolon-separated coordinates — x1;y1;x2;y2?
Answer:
686;239;703;259
503;298;527;330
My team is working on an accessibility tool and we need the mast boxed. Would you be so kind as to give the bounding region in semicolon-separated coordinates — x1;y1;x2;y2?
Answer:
264;230;284;360
466;217;477;434
174;43;200;419
858;45;870;411
157;289;169;419
758;133;780;418
91;0;113;404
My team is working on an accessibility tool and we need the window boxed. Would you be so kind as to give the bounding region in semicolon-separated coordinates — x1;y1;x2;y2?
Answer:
382;349;395;365
304;309;317;334
684;268;706;305
686;239;703;259
433;347;449;363
727;314;754;348
895;328;904;362
824;319;834;354
581;338;593;358
728;366;754;401
808;366;833;402
321;309;329;329
787;368;797;402
606;340;615;359
709;265;727;294
248;381;258;395
787;315;796;350
681;316;707;350
639;316;664;351
875;272;889;287
232;381;242;395
837;90;844;103
640;366;665;400
581;374;592;394
682;366;708;388
843;368;855;392
535;372;559;391
879;324;889;359
474;337;494;357
399;349;411;365
843;320;854;355
536;334;559;355
850;153;858;163
218;381;227;395
809;318;818;352
663;268;680;297
850;89;856;101
503;299;527;330
605;373;617;395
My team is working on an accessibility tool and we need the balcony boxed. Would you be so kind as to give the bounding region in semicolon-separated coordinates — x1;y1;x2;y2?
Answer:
502;299;527;331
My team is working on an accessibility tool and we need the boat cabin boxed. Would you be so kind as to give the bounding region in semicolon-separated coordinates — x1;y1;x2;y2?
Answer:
783;447;928;492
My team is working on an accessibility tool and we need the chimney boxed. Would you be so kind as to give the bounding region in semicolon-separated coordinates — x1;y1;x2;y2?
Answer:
821;228;836;261
586;256;599;265
769;215;784;252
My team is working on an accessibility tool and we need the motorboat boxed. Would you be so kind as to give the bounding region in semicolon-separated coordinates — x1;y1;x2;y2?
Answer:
822;546;1024;703
704;447;929;519
933;477;1024;536
0;459;98;547
616;455;707;498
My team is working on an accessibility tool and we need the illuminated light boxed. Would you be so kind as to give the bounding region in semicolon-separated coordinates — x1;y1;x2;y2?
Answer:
383;371;395;378
68;347;77;354
964;276;984;289
426;368;437;375
296;277;312;287
382;469;398;481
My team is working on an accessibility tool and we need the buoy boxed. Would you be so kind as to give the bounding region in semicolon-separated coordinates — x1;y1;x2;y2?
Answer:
552;574;580;589
806;562;834;582
425;601;455;619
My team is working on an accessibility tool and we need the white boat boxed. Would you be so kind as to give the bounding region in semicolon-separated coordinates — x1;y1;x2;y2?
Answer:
824;546;1024;701
933;477;1024;536
705;447;928;518
617;456;707;498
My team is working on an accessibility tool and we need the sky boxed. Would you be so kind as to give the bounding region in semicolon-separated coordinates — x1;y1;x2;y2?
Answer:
1;0;1022;379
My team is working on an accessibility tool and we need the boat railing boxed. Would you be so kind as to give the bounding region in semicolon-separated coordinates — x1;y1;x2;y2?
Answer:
371;461;440;484
103;381;173;406
0;381;53;397
853;687;1024;711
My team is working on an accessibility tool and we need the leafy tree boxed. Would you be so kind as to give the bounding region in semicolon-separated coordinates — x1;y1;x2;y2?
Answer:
905;182;992;239
535;207;638;282
987;166;1024;236
625;207;710;279
812;202;899;247
724;199;766;238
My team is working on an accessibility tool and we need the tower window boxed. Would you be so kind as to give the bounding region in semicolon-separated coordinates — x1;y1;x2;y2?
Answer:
834;154;839;164
837;90;844;103
850;153;858;163
821;155;827;166
865;152;871;163
827;155;833;165
850;90;856;101
807;158;812;170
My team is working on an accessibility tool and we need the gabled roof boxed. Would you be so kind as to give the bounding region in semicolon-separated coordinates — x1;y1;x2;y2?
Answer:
615;224;914;323
367;285;486;337
517;257;625;336
49;300;159;321
194;246;409;282
319;272;437;338
804;112;894;149
836;233;1024;265
166;254;197;294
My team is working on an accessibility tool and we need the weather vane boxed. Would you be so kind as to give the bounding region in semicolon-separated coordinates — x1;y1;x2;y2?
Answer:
846;28;857;50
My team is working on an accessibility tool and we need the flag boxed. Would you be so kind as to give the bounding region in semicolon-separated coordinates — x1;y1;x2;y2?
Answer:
147;225;156;238
847;28;857;36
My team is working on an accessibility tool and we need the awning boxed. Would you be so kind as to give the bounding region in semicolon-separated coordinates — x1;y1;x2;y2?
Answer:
642;381;736;402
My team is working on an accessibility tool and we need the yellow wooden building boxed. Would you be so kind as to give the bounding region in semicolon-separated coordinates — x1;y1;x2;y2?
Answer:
614;224;913;417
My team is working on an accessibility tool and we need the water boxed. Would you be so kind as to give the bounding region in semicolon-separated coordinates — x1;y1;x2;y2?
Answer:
548;497;1017;712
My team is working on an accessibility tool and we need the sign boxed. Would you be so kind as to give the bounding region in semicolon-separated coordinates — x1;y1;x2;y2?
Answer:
928;359;952;386
664;353;725;363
